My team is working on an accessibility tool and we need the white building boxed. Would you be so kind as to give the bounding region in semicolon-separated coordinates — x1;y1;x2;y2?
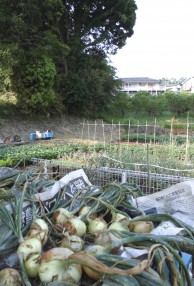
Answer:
120;77;166;95
181;77;194;93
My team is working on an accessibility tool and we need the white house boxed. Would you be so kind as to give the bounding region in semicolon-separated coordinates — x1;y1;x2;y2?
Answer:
120;77;166;95
181;77;194;93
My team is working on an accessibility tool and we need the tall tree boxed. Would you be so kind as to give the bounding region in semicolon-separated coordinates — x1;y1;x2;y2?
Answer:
0;0;137;116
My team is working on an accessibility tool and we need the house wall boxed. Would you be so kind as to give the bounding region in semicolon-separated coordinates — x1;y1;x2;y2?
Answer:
121;78;166;95
181;77;194;93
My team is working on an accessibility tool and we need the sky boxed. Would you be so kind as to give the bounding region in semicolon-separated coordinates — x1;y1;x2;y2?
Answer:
110;0;194;80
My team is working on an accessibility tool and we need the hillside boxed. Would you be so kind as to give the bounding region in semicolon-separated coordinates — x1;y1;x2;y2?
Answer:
0;116;121;143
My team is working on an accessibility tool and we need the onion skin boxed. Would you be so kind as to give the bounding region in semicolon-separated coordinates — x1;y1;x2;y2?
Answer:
0;268;22;286
52;208;73;225
108;221;129;232
30;218;49;233
17;237;42;262
25;218;49;246
60;235;84;252
83;265;102;281
128;221;154;233
39;247;82;284
64;217;87;237
94;231;123;254
78;206;91;216
111;211;129;222
84;244;110;255
87;217;107;234
25;228;48;246
24;253;40;278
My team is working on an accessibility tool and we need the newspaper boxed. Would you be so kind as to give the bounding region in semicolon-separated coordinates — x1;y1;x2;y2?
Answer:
136;180;194;232
0;169;92;242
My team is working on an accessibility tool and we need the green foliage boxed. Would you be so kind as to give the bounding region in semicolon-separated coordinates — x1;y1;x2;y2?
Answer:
107;92;131;117
59;57;120;117
11;55;62;115
0;92;17;117
121;133;194;144
165;91;190;115
129;91;166;115
0;0;137;117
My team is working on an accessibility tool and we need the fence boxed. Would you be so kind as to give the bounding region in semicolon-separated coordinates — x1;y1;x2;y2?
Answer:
80;118;193;146
31;158;194;195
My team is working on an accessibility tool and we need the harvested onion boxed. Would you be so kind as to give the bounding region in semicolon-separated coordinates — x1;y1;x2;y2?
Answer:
87;217;107;234
39;247;82;284
128;220;154;233
52;208;73;225
60;234;84;252
24;253;40;278
0;268;22;286
25;218;49;246
109;221;129;231
64;217;87;237
17;237;42;262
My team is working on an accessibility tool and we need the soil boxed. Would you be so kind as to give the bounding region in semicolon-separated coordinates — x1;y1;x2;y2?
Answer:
0;115;125;144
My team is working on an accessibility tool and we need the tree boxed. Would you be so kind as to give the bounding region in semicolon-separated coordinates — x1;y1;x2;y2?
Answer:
0;0;137;116
58;56;121;116
165;91;190;115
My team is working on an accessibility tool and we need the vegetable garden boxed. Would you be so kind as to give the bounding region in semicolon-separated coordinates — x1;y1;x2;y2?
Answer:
1;117;194;285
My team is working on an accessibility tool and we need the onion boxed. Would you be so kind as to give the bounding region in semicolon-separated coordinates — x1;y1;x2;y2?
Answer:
78;206;91;216
64;217;87;237
94;231;123;254
24;253;40;278
30;218;49;233
128;221;154;233
39;247;82;284
25;218;49;246
52;208;74;225
87;217;107;234
84;244;109;255
111;211;129;222
25;229;48;246
0;268;22;286
60;234;84;252
17;237;42;262
108;221;129;231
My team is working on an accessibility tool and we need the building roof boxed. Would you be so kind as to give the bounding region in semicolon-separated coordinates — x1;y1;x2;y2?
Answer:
181;76;194;85
120;77;159;83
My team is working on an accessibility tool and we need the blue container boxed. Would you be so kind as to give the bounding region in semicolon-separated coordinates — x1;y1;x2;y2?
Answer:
29;133;36;141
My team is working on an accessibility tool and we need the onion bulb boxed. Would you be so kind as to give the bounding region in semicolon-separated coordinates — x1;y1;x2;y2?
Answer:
60;234;84;252
108;221;129;231
64;217;87;237
111;211;129;222
17;237;42;262
25;218;49;246
24;253;40;278
87;217;107;234
95;231;122;247
128;220;154;233
78;206;91;217
94;231;123;254
52;208;73;225
0;268;22;286
84;244;109;255
39;247;82;284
